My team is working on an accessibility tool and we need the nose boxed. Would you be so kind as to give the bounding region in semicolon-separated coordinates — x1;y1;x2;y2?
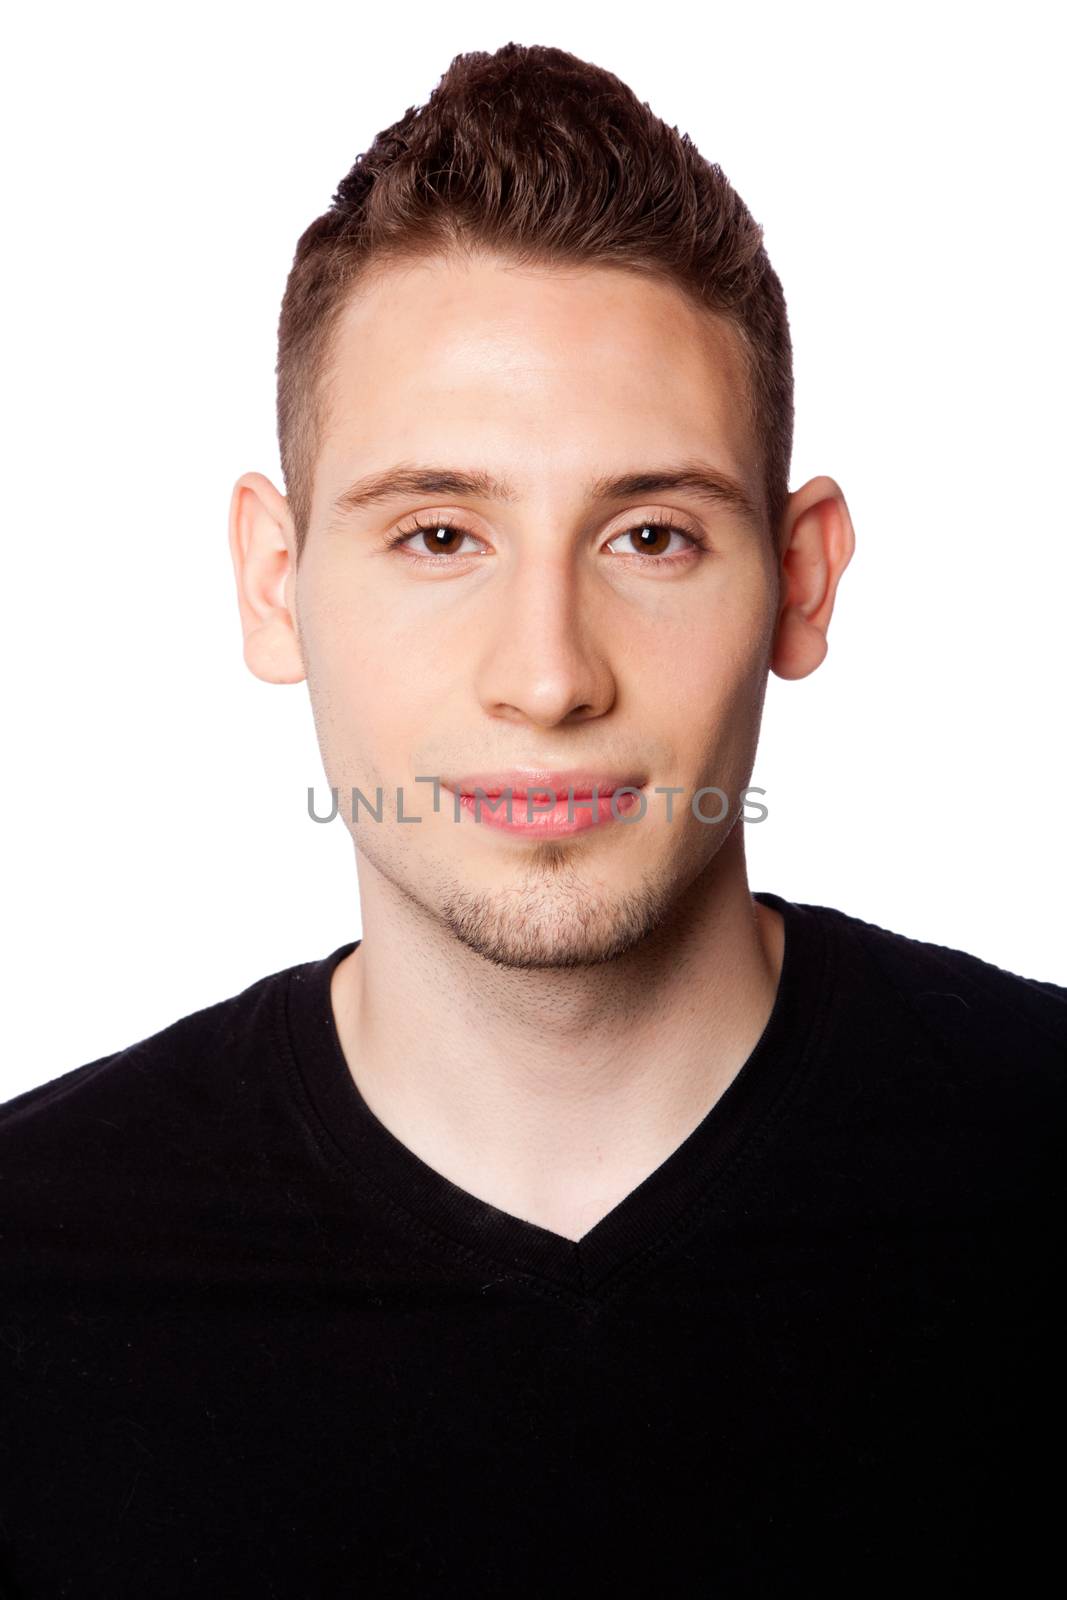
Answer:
474;547;617;729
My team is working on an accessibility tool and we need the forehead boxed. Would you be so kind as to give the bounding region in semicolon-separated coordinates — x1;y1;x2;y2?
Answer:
317;252;758;492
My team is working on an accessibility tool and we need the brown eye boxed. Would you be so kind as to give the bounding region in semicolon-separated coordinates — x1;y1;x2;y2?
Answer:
629;523;672;555
416;524;467;555
604;521;701;559
387;519;486;559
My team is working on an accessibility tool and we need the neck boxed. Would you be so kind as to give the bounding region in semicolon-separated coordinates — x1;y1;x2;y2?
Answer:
329;828;785;1242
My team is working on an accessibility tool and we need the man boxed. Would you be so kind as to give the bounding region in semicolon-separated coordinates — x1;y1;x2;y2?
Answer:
1;41;1063;1596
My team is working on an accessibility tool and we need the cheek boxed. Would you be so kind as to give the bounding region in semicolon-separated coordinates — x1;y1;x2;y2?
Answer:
301;573;396;689
654;611;767;697
653;626;771;763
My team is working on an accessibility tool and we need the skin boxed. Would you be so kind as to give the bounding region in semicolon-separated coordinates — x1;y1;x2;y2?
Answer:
229;250;854;1242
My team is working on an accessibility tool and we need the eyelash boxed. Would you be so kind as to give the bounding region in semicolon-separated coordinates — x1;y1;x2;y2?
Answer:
383;512;709;565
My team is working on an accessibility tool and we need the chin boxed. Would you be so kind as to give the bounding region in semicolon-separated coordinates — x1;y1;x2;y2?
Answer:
436;877;671;971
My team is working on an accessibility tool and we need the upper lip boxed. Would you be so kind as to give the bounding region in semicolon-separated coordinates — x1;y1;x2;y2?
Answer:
443;769;646;798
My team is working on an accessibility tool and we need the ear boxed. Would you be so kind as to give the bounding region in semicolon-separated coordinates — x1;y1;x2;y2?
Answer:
228;471;306;685
769;475;856;681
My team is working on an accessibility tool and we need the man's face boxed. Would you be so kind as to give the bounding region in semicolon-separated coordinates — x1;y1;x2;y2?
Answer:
295;251;781;968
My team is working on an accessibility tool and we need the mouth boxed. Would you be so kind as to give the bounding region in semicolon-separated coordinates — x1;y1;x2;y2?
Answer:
440;771;647;837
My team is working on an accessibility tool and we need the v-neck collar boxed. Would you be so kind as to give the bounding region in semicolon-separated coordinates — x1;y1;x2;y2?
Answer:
281;890;834;1298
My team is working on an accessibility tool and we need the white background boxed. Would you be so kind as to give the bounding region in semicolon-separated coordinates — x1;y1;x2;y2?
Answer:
3;0;1063;1099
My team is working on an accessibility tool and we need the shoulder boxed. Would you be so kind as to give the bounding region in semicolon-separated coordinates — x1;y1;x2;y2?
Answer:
777;897;1066;1229
809;897;1066;1026
1;959;290;1136
0;954;311;1252
801;896;1066;1100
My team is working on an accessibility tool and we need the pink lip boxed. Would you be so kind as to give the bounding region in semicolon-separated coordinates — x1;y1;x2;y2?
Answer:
445;769;645;798
440;770;646;837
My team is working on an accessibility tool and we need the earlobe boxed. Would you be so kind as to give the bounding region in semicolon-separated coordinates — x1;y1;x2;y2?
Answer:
769;475;855;682
228;472;306;686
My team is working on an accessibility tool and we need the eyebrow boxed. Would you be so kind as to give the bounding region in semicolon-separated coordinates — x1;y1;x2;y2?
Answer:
327;461;764;529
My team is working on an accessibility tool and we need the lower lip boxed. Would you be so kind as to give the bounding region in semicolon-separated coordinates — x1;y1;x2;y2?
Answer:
450;788;643;837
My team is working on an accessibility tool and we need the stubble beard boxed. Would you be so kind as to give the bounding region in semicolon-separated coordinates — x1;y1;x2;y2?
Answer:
431;837;685;971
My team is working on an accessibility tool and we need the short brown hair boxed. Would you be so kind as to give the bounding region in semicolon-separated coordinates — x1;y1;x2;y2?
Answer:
276;42;793;562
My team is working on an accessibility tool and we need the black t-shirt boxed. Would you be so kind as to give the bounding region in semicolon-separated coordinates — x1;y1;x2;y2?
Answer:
1;890;1064;1595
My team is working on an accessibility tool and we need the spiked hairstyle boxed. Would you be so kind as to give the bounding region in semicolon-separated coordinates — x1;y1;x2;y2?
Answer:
276;43;793;561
